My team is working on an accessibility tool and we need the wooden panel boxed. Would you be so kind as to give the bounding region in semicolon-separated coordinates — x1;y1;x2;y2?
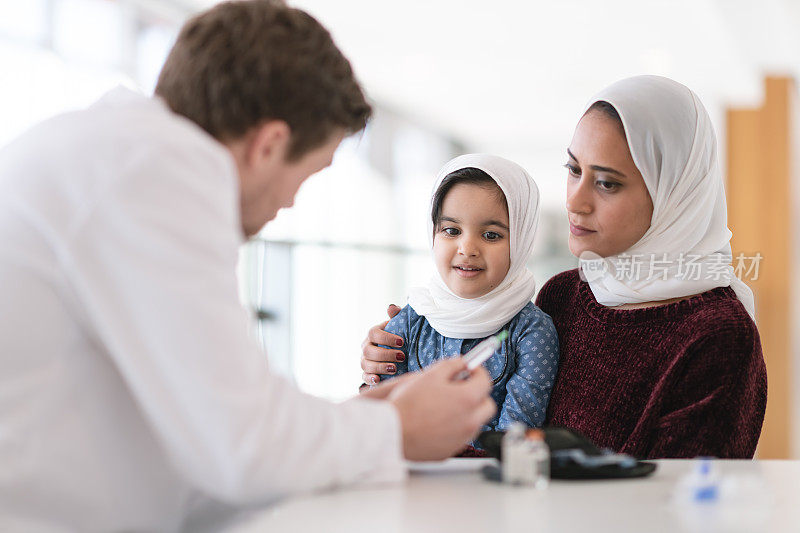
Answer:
726;77;793;459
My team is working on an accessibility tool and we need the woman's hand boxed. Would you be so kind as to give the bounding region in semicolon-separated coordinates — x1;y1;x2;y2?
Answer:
358;372;411;400
360;304;403;385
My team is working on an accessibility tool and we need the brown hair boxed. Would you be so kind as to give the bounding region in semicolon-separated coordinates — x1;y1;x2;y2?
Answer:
431;167;507;237
155;0;371;160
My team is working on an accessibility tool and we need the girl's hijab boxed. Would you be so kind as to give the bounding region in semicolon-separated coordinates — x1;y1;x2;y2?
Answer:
408;154;540;339
578;75;756;321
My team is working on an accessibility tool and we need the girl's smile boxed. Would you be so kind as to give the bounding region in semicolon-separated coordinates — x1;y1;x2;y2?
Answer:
453;263;484;278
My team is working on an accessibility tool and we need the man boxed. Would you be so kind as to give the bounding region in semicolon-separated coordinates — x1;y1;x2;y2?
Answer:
0;1;495;530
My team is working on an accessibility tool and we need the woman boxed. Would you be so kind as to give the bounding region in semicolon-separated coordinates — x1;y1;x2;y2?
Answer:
361;75;767;459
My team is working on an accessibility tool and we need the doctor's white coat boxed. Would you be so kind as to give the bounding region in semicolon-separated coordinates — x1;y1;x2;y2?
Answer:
0;88;405;532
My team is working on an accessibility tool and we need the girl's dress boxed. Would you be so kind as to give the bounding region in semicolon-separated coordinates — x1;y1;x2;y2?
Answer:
381;301;558;430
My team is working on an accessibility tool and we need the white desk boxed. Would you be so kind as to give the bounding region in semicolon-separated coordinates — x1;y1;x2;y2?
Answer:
226;459;799;533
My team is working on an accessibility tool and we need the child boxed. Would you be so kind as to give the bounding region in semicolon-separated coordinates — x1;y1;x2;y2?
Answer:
380;154;559;434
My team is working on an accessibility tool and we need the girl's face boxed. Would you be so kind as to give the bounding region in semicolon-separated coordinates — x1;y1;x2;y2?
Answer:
433;182;511;299
565;109;654;258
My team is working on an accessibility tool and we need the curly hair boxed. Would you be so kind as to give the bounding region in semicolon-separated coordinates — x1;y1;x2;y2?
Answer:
155;0;371;160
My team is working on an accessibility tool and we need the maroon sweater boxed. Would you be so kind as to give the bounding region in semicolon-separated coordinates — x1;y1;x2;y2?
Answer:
535;269;767;459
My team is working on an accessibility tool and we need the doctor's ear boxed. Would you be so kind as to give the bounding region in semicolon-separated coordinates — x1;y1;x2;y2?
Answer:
246;120;291;167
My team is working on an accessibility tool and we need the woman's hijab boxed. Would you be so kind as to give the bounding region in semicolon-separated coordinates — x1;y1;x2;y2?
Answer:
578;75;756;321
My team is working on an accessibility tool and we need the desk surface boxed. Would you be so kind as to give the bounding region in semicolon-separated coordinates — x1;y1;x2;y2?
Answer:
227;459;799;533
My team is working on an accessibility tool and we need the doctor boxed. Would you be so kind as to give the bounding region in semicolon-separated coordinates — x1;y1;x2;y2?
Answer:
0;1;495;530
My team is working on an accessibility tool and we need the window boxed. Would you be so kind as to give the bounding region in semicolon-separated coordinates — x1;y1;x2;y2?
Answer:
0;0;181;146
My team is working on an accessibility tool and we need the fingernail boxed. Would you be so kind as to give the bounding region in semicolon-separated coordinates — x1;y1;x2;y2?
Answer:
395;338;404;347
369;376;377;385
396;353;405;362
386;364;396;373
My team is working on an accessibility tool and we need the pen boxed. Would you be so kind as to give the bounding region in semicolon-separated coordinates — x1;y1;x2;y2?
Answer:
454;330;509;380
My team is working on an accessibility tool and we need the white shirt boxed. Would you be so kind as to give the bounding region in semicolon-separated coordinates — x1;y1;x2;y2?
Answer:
0;88;406;532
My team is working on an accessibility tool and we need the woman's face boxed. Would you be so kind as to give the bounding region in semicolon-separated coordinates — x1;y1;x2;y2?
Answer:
565;109;654;258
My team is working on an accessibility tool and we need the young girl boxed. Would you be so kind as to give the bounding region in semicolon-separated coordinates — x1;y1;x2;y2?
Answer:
379;154;559;433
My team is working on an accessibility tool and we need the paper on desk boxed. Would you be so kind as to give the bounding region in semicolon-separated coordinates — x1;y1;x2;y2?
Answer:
407;458;498;475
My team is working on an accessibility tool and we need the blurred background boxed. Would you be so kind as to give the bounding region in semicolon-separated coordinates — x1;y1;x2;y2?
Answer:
1;0;798;458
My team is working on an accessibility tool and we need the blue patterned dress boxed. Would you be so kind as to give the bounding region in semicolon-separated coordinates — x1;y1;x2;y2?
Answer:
380;302;559;431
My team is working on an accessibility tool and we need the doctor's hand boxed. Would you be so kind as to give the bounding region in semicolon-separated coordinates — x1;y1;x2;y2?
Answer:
388;358;496;461
360;304;402;385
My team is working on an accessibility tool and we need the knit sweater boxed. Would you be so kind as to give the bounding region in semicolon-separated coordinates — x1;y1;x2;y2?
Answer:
535;269;767;459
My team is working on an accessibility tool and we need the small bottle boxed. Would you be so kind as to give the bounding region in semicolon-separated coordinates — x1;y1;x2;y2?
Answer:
502;423;527;485
671;457;721;511
526;429;550;490
501;423;550;488
688;457;719;503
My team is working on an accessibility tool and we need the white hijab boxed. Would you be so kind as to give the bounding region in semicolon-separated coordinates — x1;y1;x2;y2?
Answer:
408;154;540;339
577;75;756;321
